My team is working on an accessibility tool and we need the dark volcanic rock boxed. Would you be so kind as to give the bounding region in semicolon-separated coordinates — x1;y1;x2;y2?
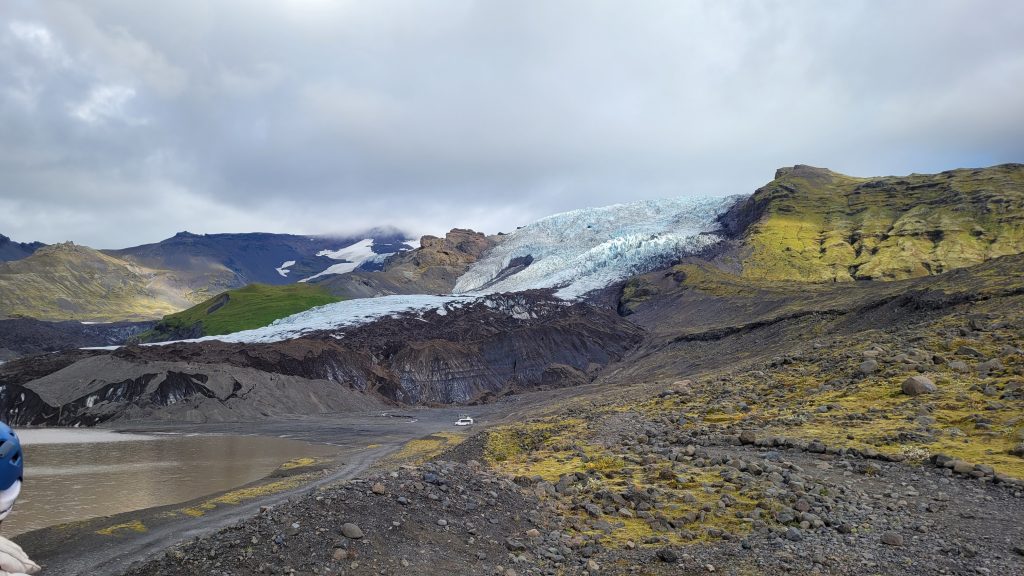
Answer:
0;318;152;361
1;293;643;424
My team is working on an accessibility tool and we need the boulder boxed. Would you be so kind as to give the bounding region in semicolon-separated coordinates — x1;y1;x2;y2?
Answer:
902;375;936;396
858;359;879;375
341;523;364;539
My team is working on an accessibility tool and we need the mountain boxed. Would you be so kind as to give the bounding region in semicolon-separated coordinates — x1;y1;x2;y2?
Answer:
0;243;202;321
311;228;498;298
107;230;415;288
140;283;341;342
0;234;45;262
0;231;414;322
719;163;1024;282
4;163;1024;425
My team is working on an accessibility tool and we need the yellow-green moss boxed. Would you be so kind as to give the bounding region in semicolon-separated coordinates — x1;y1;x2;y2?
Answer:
740;165;1024;282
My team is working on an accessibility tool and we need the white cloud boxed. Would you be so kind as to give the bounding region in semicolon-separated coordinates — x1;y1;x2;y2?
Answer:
69;84;139;125
7;21;70;66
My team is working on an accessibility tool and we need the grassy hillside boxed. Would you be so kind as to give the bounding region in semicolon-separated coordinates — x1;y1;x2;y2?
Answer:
0;243;201;321
144;283;341;340
732;163;1024;282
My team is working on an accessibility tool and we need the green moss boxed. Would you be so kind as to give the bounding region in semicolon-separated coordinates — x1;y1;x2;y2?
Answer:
144;283;341;338
740;164;1024;282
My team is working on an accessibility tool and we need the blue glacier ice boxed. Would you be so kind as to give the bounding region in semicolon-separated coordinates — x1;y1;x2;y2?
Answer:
454;195;742;298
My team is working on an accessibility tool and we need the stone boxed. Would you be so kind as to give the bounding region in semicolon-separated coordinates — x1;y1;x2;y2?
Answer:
952;460;974;474
859;359;879;374
371;483;386;495
586;559;600;572
957;345;985;358
656;548;678;563
948;360;969;372
902;375;937;396
341;523;363;539
525;528;540;538
785;527;803;542
739;430;757;445
881;532;904;546
977;358;1004;375
505;538;528;552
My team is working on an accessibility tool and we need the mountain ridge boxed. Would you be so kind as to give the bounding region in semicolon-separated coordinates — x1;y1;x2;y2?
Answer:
0;233;45;262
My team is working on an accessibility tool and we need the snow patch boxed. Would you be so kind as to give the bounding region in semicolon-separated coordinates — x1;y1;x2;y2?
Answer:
275;260;296;277
302;239;377;281
455;195;741;298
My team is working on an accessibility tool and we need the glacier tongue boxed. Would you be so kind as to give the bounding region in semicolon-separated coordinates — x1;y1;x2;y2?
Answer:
454;195;742;298
172;295;476;344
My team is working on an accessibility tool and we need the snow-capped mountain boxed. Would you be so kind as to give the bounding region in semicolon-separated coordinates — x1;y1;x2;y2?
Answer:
455;196;741;298
301;238;416;282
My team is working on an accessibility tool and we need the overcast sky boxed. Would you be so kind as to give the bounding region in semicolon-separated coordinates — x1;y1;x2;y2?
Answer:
1;1;1022;248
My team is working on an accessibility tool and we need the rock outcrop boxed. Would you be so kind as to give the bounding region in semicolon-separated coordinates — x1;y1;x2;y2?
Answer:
313;228;499;298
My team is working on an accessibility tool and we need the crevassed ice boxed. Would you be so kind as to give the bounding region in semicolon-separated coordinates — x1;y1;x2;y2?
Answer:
176;295;475;344
454;195;742;298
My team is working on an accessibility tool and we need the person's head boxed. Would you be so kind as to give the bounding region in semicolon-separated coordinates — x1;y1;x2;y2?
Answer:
0;423;23;523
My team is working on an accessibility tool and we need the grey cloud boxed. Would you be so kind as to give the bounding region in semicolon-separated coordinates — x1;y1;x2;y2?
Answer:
0;0;1022;248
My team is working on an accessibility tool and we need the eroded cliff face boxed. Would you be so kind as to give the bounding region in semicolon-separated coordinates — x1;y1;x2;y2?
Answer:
0;293;641;424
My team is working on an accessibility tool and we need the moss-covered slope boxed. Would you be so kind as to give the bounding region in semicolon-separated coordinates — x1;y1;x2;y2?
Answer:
0;243;202;321
730;163;1024;282
141;283;341;341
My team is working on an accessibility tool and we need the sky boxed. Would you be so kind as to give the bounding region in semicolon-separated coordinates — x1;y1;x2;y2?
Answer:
1;1;1022;248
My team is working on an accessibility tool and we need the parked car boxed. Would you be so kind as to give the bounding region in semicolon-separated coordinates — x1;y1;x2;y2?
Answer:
454;416;474;426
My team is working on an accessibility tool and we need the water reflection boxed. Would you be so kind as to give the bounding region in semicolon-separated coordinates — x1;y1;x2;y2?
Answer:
4;429;337;535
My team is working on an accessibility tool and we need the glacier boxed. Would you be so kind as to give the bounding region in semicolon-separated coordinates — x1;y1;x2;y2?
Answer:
168;294;476;344
124;195;742;346
454;195;742;298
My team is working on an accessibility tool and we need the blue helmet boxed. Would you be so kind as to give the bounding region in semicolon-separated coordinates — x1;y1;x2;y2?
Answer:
0;423;23;491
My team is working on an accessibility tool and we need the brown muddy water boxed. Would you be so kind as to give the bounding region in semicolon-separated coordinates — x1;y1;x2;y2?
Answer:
4;429;338;536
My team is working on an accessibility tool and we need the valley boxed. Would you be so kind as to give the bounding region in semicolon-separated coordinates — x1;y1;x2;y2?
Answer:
1;164;1022;575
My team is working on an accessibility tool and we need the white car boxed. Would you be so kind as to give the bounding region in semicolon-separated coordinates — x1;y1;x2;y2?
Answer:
454;416;474;426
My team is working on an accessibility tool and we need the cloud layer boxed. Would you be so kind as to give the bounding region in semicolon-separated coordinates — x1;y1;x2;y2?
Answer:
1;0;1022;248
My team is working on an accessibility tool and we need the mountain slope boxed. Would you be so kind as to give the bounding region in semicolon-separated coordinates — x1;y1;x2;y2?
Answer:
721;163;1024;282
141;283;341;342
0;234;45;262
0;243;201;321
0;318;152;361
